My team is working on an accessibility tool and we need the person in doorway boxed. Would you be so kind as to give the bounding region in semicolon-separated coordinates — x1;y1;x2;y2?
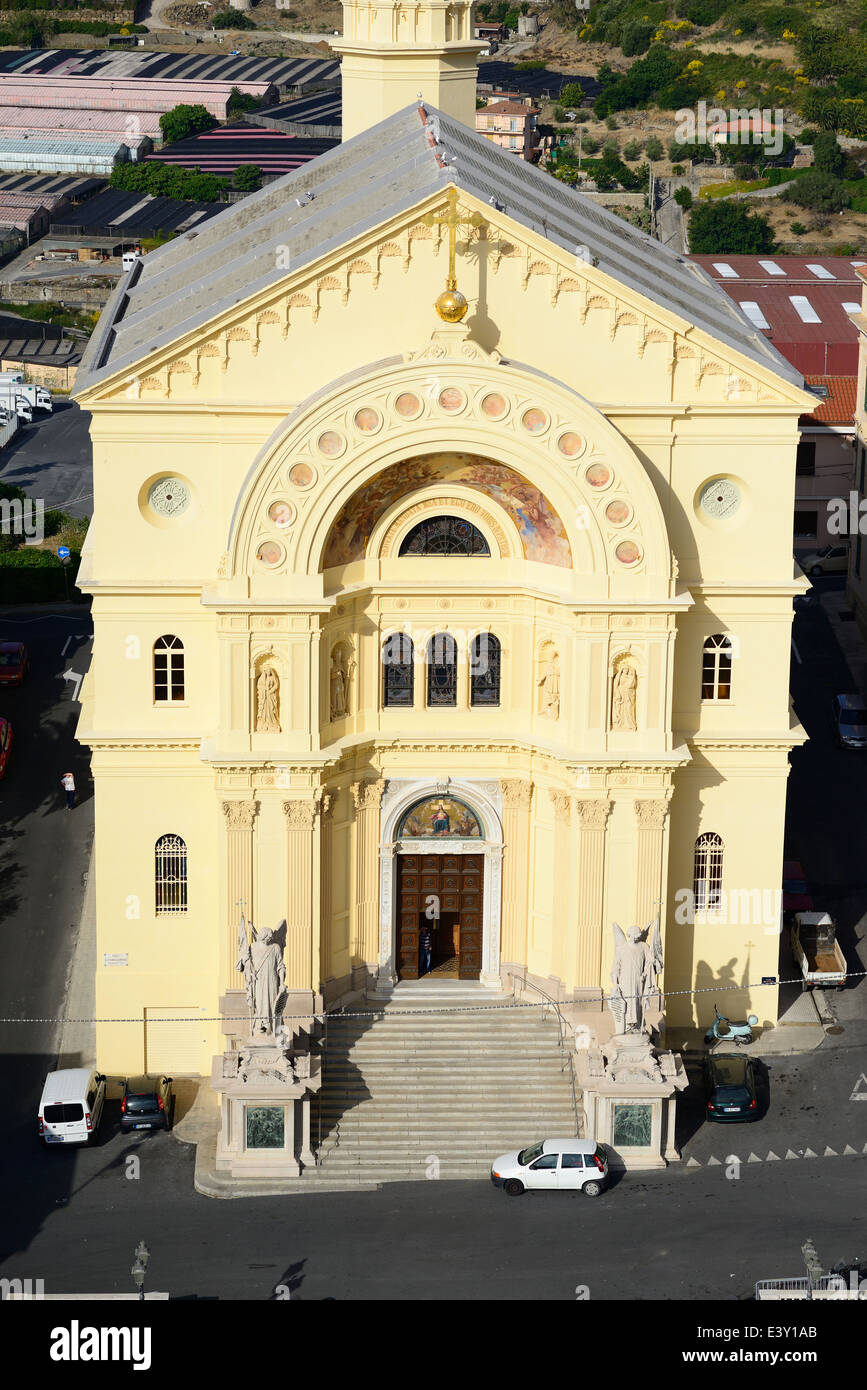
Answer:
419;925;432;976
61;770;76;810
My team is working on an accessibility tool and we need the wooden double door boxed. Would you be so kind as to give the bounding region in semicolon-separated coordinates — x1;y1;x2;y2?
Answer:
397;853;483;980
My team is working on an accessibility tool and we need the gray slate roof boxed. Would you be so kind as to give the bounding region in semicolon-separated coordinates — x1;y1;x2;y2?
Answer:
76;101;803;394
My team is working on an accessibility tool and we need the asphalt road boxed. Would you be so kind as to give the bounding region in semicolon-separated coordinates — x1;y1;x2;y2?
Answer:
0;401;93;518
0;609;93;1262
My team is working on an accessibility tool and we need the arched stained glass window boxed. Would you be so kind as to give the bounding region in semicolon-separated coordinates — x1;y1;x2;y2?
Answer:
399;516;490;556
470;632;501;707
427;632;457;706
382;633;414;707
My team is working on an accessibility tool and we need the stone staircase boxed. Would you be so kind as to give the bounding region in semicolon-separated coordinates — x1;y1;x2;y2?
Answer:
314;982;582;1181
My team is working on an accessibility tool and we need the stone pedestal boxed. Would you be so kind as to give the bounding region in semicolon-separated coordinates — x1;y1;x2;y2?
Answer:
211;1036;321;1179
576;1030;687;1171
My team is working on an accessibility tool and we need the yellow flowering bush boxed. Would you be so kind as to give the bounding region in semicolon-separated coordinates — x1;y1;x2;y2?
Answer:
735;79;747;89
686;59;703;70
715;89;726;101
782;28;796;39
733;27;742;35
795;75;809;85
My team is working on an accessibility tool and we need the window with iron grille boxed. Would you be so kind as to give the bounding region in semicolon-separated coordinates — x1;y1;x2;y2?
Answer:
399;515;490;556
701;634;732;701
155;833;188;914
427;632;457;706
694;833;723;914
470;632;501;706
153;635;184;702
793;510;818;539
382;633;414;707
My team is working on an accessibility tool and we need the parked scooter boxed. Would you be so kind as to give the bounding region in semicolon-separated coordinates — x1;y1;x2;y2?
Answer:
704;1003;758;1046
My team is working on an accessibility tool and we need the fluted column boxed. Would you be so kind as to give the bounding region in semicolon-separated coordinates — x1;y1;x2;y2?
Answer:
549;790;572;988
351;778;386;971
221;798;258;991
634;798;671;926
573;798;612;989
282;798;317;990
500;779;533;968
319;792;334;982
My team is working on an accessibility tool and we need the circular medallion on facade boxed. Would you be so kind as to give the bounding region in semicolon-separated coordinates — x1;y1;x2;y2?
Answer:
557;431;584;458
585;462;613;489
394;598;408;609
268;500;296;529
438;387;465;413
353;406;381;433
257;540;284;567
148;476;191;517
317;430;345;457
438;597;452;609
481;598;495;610
699;477;742;520
481;392;507;419
521;407;548;434
288;462;316;489
615;539;643;567
605;499;632;527
395;392;422;419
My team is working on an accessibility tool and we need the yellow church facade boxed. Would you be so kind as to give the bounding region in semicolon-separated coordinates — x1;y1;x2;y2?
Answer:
74;84;812;1078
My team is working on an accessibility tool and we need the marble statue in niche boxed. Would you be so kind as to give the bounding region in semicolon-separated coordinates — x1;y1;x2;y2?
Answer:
537;647;560;719
611;661;638;731
256;666;281;733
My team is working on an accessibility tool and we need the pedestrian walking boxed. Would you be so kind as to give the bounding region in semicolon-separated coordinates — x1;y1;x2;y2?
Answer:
419;925;432;976
61;771;75;810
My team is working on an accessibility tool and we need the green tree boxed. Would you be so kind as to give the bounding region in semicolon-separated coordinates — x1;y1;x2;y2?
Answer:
674;186;693;208
812;130;846;177
503;8;519;29
687;200;775;254
645;136;663;160
622;139;642;161
159;104;217;145
234;164;262;192
558;81;585;107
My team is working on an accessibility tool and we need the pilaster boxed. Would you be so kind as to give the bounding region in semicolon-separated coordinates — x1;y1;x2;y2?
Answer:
282;797;318;991
573;798;612;989
352;777;386;970
500;778;533;967
633;797;671;926
221;798;258;991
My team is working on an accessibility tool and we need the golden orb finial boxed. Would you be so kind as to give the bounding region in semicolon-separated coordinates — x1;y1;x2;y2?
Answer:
435;282;468;323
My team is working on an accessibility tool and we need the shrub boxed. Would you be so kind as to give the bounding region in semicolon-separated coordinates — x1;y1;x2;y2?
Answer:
558;82;585;107
672;163;685;175
789;221;807;234
621;21;654;56
733;162;754;180
622;139;643;161
674;186;693;208
799;128;816;145
645;136;664;160
581;134;600;155
783;170;851;212
605;115;619;130
0;547;82;602
687;199;775;253
213;8;256;27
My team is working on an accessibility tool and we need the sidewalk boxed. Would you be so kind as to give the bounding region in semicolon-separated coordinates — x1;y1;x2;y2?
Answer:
56;843;96;1071
820;587;867;695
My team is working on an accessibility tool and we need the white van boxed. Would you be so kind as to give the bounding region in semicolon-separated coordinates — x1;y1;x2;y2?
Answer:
38;1067;106;1146
491;1137;609;1197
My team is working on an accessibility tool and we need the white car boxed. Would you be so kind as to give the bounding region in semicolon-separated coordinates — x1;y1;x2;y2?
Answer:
800;544;849;576
491;1137;608;1197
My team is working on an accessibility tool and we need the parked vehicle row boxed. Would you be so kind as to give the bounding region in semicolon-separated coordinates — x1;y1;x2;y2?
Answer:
38;1068;175;1146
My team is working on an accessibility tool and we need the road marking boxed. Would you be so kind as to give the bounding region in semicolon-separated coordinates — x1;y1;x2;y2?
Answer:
785;1149;799;1159
844;1144;858;1155
850;1073;867;1100
824;1146;838;1156
686;1157;701;1167
803;1147;818;1158
747;1153;762;1163
766;1151;781;1161
707;1155;721;1165
62;668;83;700
791;638;802;665
0;615;90;625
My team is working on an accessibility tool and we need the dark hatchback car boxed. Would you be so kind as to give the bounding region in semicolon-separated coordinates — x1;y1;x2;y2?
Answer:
703;1052;758;1123
120;1075;174;1133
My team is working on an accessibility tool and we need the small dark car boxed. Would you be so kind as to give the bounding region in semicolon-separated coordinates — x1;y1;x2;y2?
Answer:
0;641;28;686
120;1075;174;1133
703;1052;758;1123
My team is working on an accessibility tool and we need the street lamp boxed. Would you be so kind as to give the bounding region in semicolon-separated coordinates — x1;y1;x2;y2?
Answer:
131;1241;150;1302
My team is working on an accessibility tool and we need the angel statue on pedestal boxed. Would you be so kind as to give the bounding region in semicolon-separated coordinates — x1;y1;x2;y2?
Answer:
609;919;663;1035
235;911;287;1037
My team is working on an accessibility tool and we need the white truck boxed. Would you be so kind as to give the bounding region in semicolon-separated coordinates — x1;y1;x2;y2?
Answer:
0;382;32;423
0;371;52;412
792;911;847;989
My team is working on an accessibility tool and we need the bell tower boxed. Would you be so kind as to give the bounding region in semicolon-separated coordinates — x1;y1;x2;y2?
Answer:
334;0;484;141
